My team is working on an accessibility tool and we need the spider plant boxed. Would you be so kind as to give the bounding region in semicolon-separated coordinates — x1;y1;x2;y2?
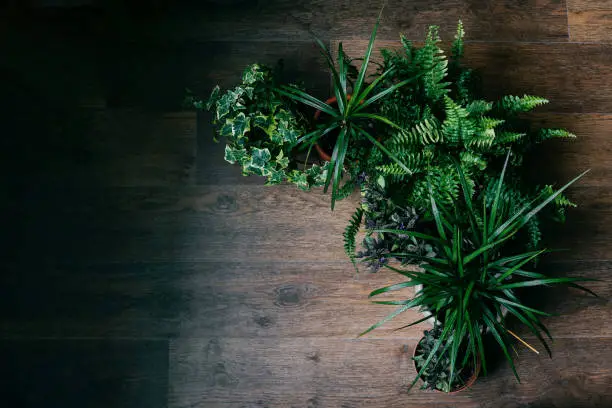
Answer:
359;152;594;388
275;8;420;209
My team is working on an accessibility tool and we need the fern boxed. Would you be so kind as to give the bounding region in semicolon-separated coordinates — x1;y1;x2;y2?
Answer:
415;26;450;102
451;20;465;61
389;117;442;146
344;207;364;268
537;128;577;142
498;95;549;114
460;151;487;171
466;100;492;115
442;96;473;145
496;131;526;144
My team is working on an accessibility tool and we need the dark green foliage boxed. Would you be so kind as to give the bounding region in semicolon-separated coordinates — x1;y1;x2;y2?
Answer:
344;207;364;267
365;21;578;247
191;64;328;190
360;155;594;386
276;9;418;210
413;326;464;392
357;235;390;272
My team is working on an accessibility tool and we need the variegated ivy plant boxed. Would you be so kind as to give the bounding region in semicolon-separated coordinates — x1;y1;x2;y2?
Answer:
189;64;329;190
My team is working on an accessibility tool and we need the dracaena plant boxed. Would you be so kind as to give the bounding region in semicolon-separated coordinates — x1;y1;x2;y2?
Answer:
359;152;594;388
276;9;419;209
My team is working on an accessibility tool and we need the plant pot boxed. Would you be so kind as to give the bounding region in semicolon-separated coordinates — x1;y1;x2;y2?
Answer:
313;95;345;162
412;337;481;393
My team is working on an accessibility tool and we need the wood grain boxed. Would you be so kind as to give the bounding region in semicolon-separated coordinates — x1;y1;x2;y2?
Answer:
568;0;612;42
120;0;569;43
6;185;357;264
337;40;612;113
2;259;604;340
169;337;612;408
0;262;428;339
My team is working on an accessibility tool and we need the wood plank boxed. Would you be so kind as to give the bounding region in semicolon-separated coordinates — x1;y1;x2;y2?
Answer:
568;0;612;42
6;185;357;264
0;261;429;339
526;114;612;188
123;0;568;43
99;40;329;110
3;258;604;340
337;41;612;113
169;337;612;408
6;183;611;264
0;339;168;408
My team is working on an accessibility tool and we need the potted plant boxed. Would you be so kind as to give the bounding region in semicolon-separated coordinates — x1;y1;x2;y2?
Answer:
358;154;595;390
186;64;330;191
344;21;578;271
413;325;480;393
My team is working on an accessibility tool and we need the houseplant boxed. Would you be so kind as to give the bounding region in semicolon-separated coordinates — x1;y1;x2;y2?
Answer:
358;154;594;390
186;64;330;190
344;21;578;270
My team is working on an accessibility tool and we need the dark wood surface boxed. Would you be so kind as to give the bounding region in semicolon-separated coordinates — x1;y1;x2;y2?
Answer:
2;1;612;407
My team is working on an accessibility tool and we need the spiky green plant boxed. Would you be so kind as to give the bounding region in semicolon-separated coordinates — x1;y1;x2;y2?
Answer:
276;8;421;210
359;153;594;387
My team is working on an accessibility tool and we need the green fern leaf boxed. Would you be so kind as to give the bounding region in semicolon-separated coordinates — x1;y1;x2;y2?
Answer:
451;20;465;61
499;95;549;114
536;128;577;143
344;207;364;268
442;96;473;145
466;100;493;115
495;131;526;144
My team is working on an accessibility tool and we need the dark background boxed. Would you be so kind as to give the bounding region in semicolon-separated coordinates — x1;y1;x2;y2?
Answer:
1;0;612;407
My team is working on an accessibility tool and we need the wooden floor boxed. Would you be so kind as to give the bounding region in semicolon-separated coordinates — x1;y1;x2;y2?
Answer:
2;1;612;407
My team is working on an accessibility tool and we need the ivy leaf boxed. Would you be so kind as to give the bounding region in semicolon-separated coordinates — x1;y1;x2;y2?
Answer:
216;88;245;121
219;112;251;143
288;170;310;190
224;145;247;164
254;113;276;136
276;151;289;169
242;64;266;85
276;119;299;144
246;147;272;175
266;169;286;185
206;86;220;110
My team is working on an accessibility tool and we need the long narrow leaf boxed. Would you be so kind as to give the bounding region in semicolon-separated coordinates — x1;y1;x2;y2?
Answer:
276;86;339;117
359;304;410;337
348;7;383;111
355;125;413;175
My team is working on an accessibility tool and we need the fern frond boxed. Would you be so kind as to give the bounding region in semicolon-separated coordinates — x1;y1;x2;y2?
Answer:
451;20;465;61
415;26;450;101
376;163;413;182
442;96;474;145
536;128;577;143
344;207;364;269
541;185;577;208
400;34;413;62
498;95;549;114
495;131;526;144
460;150;487;171
390;118;442;146
466;100;493;115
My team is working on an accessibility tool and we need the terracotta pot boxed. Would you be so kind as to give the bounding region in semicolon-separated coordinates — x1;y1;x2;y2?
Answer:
412;337;481;393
